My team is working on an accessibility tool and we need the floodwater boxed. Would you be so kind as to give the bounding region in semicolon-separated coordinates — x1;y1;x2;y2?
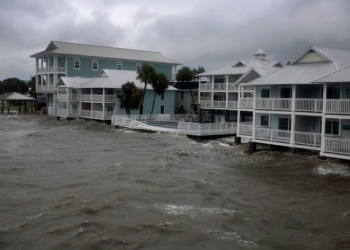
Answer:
1;114;350;250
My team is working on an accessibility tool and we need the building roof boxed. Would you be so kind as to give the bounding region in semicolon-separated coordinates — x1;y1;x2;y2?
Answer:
196;58;280;77
59;69;177;90
30;41;181;65
244;46;350;86
57;77;92;88
313;65;350;83
0;92;35;101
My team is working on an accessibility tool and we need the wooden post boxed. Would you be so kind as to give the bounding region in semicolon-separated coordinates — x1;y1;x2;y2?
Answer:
249;142;256;153
31;101;34;113
1;100;4;114
7;102;10;114
24;101;27;113
18;101;21;114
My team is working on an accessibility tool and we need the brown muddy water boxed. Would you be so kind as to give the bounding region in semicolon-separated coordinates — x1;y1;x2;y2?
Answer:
1;114;350;250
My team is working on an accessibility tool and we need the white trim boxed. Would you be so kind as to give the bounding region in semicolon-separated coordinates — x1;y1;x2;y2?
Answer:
92;60;98;71
74;58;80;70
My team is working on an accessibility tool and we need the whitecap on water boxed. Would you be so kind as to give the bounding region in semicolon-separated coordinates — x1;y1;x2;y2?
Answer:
154;204;235;217
314;164;350;177
207;229;259;247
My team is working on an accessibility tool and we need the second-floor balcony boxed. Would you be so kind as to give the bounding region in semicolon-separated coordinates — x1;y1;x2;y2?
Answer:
255;98;291;111
213;83;226;90
81;94;116;102
36;84;55;92
326;99;350;114
239;98;254;109
212;101;226;108
201;83;213;91
36;66;66;73
227;101;238;109
295;99;323;112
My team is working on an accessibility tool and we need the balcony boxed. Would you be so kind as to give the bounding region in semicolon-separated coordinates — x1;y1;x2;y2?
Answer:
58;94;67;100
81;95;91;101
325;137;350;155
201;100;212;108
227;101;238;109
36;66;66;73
255;98;291;111
57;108;68;116
294;132;321;147
213;83;226;91
69;94;80;101
212;101;226;108
81;94;116;102
326;99;350;114
239;98;254;109
36;85;55;92
295;99;323;112
239;124;253;136
200;83;213;91
228;84;239;91
255;128;290;143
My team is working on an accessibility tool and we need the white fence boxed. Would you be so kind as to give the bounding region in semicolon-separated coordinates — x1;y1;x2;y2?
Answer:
325;138;350;155
295;99;323;112
255;98;291;110
178;122;236;136
326;99;350;114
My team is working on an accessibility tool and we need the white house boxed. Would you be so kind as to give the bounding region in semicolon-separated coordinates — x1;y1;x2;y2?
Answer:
236;46;350;160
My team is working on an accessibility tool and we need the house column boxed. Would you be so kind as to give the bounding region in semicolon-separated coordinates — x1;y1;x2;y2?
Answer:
1;100;4;114
252;86;256;140
53;56;57;86
18;101;22;114
321;83;327;155
24;101;27;113
237;83;241;135
102;88;105;120
290;84;296;145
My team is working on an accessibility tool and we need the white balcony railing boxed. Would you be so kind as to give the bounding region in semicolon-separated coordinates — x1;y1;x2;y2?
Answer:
58;108;68;116
36;66;66;73
81;94;92;101
81;110;91;117
69;94;80;101
241;86;254;91
105;95;116;102
325;138;350;155
295;99;323;112
58;94;67;100
69;109;80;116
326;99;350;114
294;132;321;147
201;101;212;108
178;122;236;136
200;83;213;91
239;98;254;109
228;84;239;91
239;124;253;136
255;98;291;110
91;95;104;102
213;83;226;90
255;128;291;143
105;111;114;117
200;96;211;101
91;111;104;118
212;101;226;108
36;85;55;92
227;101;238;109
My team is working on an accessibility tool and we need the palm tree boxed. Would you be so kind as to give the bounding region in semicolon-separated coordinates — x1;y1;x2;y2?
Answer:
136;64;156;113
150;73;169;116
192;66;206;80
176;66;196;112
116;82;142;115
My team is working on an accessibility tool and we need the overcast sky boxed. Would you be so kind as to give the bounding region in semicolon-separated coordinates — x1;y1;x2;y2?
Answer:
1;0;350;81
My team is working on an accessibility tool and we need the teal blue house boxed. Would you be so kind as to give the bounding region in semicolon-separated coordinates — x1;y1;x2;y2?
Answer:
30;41;181;117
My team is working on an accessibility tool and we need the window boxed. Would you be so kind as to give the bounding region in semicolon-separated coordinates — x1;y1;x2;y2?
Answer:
181;105;184;111
74;58;80;70
261;115;269;126
117;62;122;70
60;58;64;67
325;120;339;135
261;89;270;98
278;117;291;131
136;63;141;71
160;105;164;114
161;92;164;100
181;91;184;100
92;60;98;71
280;88;291;98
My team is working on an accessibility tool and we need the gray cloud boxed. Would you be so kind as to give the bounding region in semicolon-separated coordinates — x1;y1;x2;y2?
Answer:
1;0;350;80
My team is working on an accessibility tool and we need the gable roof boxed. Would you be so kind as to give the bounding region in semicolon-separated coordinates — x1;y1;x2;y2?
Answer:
0;92;35;101
244;46;350;86
31;41;181;65
197;58;280;77
313;65;350;83
57;77;92;88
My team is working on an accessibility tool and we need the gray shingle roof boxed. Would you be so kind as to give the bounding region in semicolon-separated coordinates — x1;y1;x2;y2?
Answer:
0;92;35;101
313;65;350;83
31;41;180;65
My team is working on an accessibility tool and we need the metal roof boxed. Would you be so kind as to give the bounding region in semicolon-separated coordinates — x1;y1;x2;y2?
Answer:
0;92;35;101
253;48;268;56
244;63;337;86
197;58;279;77
30;41;181;65
57;77;92;88
313;65;350;83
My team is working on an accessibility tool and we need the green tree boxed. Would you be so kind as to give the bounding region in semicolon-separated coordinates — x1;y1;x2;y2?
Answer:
150;73;169;116
136;64;156;113
1;77;28;94
116;82;142;115
0;80;3;95
192;66;206;80
176;66;196;112
27;76;37;97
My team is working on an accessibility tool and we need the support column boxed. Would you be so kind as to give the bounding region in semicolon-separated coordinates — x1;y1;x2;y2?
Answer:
321;83;327;155
102;88;105;120
290;84;296;145
237;84;241;136
252;86;256;140
7;103;10;114
18;101;21;114
249;142;257;153
1;100;4;114
24;101;27;113
31;101;34;113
